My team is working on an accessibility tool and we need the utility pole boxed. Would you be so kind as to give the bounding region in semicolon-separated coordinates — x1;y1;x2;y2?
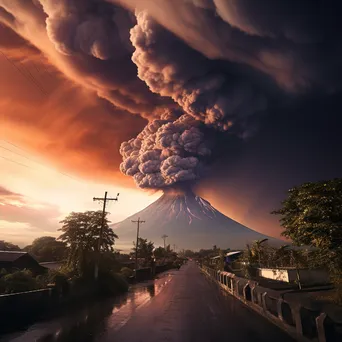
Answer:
173;244;176;252
132;218;145;277
162;234;168;249
93;191;119;280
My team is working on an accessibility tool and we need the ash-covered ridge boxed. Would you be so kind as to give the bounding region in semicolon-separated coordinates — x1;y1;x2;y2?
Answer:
113;189;281;251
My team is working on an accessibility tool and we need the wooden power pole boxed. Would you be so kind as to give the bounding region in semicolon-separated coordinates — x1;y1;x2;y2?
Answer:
162;234;168;249
93;191;119;280
132;217;145;277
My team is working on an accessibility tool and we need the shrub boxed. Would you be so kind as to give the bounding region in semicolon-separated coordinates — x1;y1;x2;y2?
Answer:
1;270;38;294
99;271;129;295
120;267;134;279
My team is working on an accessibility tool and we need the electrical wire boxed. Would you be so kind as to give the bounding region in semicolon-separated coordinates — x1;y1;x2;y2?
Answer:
0;141;81;182
0;50;47;96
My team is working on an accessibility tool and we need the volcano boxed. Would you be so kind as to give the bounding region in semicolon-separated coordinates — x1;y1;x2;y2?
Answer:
113;189;280;251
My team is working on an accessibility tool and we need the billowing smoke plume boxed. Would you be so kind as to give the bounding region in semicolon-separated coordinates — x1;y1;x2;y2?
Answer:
118;11;261;189
2;0;342;191
120;114;211;188
119;11;267;189
130;11;266;132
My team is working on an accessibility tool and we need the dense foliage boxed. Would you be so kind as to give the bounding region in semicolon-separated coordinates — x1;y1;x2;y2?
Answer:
24;236;67;262
273;179;342;271
0;270;38;294
132;238;154;267
58;211;118;276
0;241;21;251
272;179;342;249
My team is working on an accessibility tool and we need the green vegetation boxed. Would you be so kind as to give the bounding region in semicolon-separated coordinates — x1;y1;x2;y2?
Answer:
120;267;134;279
272;178;342;302
58;210;118;277
0;241;21;251
23;236;67;262
272;178;342;270
0;210;129;297
132;237;154;267
0;269;38;294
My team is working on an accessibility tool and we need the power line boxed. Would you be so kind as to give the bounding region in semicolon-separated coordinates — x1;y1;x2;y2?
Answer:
0;142;81;182
93;191;120;280
162;234;168;249
132;217;145;277
0;156;30;169
0;50;47;96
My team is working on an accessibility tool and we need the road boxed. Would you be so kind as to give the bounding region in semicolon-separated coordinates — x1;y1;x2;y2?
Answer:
1;262;294;342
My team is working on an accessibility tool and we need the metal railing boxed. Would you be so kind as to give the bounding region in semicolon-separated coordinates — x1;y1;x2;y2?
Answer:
201;265;342;342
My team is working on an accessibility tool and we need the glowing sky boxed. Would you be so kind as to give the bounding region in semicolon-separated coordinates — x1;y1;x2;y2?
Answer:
1;1;342;248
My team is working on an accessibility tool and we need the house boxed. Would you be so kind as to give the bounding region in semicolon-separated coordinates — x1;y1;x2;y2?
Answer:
0;251;46;275
39;261;63;270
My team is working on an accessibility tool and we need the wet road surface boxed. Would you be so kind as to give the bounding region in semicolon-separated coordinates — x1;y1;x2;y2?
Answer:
1;262;294;342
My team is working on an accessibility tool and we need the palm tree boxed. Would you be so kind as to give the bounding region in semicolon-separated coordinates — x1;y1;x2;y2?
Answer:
274;245;290;268
252;239;268;267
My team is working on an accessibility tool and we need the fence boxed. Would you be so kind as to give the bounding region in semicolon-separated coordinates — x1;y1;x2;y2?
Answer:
201;265;342;342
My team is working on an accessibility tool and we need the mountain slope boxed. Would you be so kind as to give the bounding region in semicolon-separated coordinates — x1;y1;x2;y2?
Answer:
112;189;281;251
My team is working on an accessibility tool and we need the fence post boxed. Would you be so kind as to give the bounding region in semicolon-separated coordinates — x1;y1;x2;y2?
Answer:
261;292;268;313
250;284;256;304
291;305;304;337
235;280;240;297
316;312;327;342
243;284;249;301
230;278;234;294
277;298;284;322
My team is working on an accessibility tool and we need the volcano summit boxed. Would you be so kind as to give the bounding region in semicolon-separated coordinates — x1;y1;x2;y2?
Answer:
113;189;279;251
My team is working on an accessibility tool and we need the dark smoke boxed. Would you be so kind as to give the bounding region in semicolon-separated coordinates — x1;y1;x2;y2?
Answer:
119;11;268;189
120;114;212;188
1;0;342;191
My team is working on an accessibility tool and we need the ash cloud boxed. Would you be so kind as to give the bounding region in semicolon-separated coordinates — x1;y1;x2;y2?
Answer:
120;114;211;188
1;0;342;191
116;0;342;91
130;11;266;132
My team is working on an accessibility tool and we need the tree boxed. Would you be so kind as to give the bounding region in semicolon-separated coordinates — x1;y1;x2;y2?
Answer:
0;241;21;251
24;236;67;262
272;179;342;271
132;238;154;267
253;238;268;267
153;246;166;260
272;179;342;249
58;211;118;276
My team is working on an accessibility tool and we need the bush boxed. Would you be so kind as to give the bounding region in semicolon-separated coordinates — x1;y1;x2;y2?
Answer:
120;267;134;279
99;271;129;295
0;270;38;294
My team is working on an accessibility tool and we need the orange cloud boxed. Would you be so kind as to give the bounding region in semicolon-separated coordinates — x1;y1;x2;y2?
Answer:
0;32;147;184
0;186;62;245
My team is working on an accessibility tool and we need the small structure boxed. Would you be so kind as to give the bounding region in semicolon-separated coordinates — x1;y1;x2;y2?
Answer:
224;251;243;271
39;261;63;270
258;268;330;285
0;251;46;275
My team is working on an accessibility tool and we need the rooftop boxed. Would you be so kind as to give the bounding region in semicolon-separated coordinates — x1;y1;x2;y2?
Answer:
0;251;27;262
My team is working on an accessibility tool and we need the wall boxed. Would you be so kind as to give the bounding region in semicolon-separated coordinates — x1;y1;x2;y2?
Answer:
0;288;56;332
201;266;342;342
258;268;330;285
259;269;289;282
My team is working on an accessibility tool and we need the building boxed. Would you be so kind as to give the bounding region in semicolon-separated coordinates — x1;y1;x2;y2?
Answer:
39;261;63;270
0;251;46;275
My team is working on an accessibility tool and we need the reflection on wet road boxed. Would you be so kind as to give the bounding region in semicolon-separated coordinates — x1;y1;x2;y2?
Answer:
1;263;294;342
1;272;173;342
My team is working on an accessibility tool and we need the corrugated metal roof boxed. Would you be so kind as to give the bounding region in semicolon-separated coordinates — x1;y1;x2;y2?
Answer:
226;251;242;257
39;262;63;270
0;251;27;262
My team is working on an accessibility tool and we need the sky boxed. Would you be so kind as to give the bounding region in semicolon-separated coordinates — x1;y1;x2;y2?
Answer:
1;0;342;248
